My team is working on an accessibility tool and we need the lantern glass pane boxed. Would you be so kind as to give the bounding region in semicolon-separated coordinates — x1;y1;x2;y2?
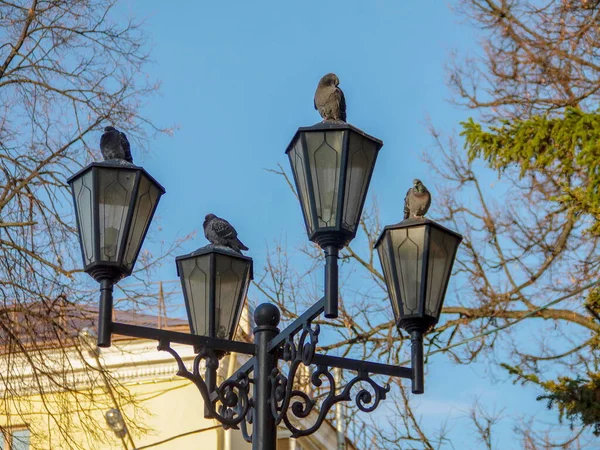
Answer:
426;227;461;319
215;254;250;339
377;233;401;323
306;131;344;228
71;170;95;266
342;132;378;232
288;137;315;234
124;174;162;270
391;226;426;316
97;168;136;262
180;255;210;336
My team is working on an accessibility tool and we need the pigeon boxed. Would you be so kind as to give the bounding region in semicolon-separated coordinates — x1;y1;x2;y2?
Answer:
100;126;133;163
203;214;249;253
314;73;346;122
404;179;431;219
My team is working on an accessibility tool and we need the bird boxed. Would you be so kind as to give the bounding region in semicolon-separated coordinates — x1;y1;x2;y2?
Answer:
100;126;133;163
314;73;346;122
203;214;249;253
404;179;431;219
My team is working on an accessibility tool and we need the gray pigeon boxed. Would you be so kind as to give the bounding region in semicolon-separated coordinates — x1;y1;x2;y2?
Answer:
100;126;133;163
404;179;431;219
203;214;249;253
314;73;346;122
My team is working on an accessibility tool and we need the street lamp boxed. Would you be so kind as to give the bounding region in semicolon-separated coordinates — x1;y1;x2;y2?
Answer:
67;160;165;346
105;408;128;439
176;244;253;416
286;122;383;318
70;95;461;450
176;245;253;342
374;218;463;393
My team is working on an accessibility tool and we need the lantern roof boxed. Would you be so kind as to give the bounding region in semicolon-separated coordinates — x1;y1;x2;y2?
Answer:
67;160;166;195
175;244;254;279
374;217;463;249
285;121;383;155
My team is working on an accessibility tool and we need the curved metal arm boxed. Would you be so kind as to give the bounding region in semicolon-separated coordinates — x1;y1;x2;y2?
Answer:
157;340;251;429
107;300;414;444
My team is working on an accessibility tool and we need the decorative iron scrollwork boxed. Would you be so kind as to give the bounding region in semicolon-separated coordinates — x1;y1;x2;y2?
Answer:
155;298;402;443
157;340;251;429
269;318;390;438
270;320;320;424
110;294;414;448
240;398;254;443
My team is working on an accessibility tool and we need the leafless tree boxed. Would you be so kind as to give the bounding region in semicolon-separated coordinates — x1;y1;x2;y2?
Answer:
444;0;600;443
0;1;188;448
448;0;600;120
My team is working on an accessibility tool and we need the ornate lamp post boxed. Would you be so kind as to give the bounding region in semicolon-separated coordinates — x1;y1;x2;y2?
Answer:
70;80;462;450
176;244;253;416
286;122;382;318
67;160;165;346
374;218;463;393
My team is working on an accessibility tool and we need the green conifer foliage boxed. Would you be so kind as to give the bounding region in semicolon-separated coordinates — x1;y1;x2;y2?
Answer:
462;108;600;234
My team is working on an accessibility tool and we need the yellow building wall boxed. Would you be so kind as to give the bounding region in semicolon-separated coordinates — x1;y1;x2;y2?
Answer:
123;378;221;450
0;377;223;450
1;336;346;450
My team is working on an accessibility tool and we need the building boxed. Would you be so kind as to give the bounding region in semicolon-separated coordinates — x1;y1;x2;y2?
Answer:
0;304;357;450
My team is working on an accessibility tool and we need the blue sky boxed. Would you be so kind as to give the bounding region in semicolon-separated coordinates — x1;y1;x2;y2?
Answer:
129;0;476;253
112;1;594;448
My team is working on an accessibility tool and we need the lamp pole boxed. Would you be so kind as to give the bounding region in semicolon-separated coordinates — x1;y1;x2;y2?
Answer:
253;304;280;450
68;110;462;450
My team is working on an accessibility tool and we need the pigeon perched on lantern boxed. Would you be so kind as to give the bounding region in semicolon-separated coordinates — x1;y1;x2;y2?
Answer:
314;73;346;122
100;126;133;163
203;214;249;254
177;215;253;343
404;179;431;219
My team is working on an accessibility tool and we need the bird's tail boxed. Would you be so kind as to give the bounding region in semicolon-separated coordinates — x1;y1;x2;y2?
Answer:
235;238;249;252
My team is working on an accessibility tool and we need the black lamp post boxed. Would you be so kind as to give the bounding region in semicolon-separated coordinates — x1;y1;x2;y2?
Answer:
68;160;165;346
374;218;463;393
176;244;253;416
286;122;383;318
70;118;461;450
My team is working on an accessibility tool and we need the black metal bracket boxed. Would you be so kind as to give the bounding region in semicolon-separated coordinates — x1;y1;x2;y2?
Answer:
109;297;420;443
112;322;256;355
264;298;410;438
111;322;256;430
157;340;252;428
